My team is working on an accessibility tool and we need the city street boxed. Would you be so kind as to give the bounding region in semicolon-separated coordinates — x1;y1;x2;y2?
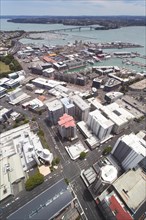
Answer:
0;94;146;220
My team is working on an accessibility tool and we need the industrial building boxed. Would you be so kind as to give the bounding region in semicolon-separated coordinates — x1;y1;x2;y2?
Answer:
32;77;65;90
72;95;90;121
61;97;75;116
45;99;64;125
87;109;114;141
58;113;77;140
111;132;146;171
7;88;30;105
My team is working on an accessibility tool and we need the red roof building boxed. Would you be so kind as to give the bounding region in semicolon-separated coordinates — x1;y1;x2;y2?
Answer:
109;195;133;220
58;114;77;140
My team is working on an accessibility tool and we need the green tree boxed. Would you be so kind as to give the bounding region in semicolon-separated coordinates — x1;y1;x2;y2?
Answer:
79;151;87;160
102;146;112;156
25;172;44;191
55;157;60;164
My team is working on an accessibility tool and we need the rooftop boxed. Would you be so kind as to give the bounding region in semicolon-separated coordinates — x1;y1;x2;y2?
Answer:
45;99;63;111
58;113;75;128
89;109;114;129
72;95;90;111
113;168;146;212
7;179;74;220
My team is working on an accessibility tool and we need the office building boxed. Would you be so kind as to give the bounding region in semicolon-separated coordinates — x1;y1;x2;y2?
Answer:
61;97;75;116
58;113;77;140
72;95;90;121
45;99;64;125
87;109;114;141
111;133;146;170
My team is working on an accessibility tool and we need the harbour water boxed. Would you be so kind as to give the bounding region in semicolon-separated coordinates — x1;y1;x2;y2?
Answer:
1;19;146;72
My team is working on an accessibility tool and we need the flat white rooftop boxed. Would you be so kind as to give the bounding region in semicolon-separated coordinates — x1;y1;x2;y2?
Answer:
72;95;89;111
65;141;88;160
45;99;63;111
120;133;146;157
113;168;146;212
90;109;114;129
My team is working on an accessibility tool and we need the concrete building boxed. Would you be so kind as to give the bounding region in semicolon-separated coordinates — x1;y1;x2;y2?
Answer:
32;77;64;90
113;168;146;218
0;154;25;201
77;121;100;149
129;78;146;91
65;141;88;160
104;78;121;92
87;109;114;141
98;190;133;220
45;99;64;125
0;86;7;98
8;70;26;84
58;113;77;140
0;107;13;123
72;95;90;121
7;88;30;105
92;78;103;89
81;158;118;200
0;123;53;201
111;133;146;171
101;102;135;134
61;97;75;116
105;91;124;103
4;79;20;89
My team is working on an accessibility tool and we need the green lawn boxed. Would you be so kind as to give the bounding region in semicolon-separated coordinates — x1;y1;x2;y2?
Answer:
0;61;10;74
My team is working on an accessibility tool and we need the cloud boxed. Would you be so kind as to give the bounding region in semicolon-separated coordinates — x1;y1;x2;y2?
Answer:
1;0;145;15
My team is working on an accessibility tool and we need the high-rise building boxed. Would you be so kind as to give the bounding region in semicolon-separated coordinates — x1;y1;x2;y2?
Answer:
58;113;77;140
87;109;114;141
72;95;90;121
111;133;146;170
61;97;75;116
45;99;64;125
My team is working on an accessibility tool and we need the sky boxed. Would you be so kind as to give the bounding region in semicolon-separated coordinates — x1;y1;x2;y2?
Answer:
1;0;145;16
